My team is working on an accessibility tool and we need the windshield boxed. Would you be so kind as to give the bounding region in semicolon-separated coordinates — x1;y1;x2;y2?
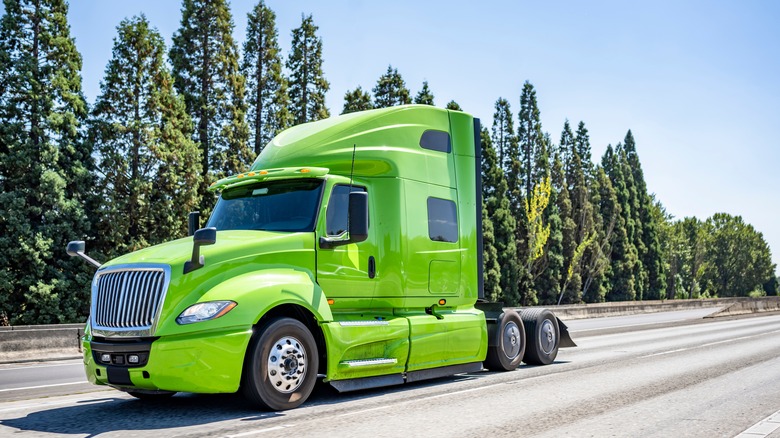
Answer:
206;179;324;232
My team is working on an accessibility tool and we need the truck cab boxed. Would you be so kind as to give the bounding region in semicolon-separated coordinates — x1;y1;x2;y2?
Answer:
72;105;571;411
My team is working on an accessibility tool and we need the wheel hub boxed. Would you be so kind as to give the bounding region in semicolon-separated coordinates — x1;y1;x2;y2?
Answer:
267;336;306;393
540;319;556;354
502;321;522;359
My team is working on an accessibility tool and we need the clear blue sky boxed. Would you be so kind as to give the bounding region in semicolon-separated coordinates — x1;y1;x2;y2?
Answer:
8;1;780;270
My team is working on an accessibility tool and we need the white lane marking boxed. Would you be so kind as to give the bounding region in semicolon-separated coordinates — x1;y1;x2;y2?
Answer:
640;328;780;358
227;424;294;437
735;408;780;437
0;362;82;372
0;381;86;393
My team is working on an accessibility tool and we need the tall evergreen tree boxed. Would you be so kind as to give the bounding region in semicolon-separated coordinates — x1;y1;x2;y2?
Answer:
373;65;411;108
623;130;666;299
517;81;545;202
481;202;502;302
413;80;434;105
491;98;515;173
574;121;592;172
242;0;291;155
559;120;575;183
617;143;645;299
170;0;251;210
0;0;94;324
341;86;373;114
445;100;462;111
582;166;616;302
481;128;519;304
90;15;201;257
602;145;638;301
287;14;330;123
535;153;565;305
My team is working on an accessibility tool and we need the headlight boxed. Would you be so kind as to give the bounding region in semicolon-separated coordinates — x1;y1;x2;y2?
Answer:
176;301;237;325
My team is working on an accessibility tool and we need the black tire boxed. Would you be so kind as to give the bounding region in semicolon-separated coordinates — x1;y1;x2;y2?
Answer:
126;391;176;401
484;310;526;371
521;308;560;365
243;317;319;411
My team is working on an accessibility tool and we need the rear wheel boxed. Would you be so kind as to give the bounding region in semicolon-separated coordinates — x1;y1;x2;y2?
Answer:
521;308;560;365
484;310;526;371
243;317;319;411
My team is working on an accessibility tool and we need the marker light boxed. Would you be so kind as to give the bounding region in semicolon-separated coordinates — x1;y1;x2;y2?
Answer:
327;299;335;305
260;170;268;175
300;168;310;173
176;301;237;325
438;299;447;305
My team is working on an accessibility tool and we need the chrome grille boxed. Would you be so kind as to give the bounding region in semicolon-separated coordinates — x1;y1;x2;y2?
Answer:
92;265;169;335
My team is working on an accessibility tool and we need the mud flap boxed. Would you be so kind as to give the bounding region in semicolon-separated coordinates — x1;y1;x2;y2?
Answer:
557;318;577;348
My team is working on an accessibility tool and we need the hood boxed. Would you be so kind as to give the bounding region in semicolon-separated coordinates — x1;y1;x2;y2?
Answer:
103;230;315;272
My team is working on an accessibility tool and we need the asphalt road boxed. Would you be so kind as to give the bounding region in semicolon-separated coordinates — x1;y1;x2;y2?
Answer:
1;310;779;437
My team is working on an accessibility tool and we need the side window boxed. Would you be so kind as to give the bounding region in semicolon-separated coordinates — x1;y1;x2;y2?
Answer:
326;185;367;236
427;197;458;243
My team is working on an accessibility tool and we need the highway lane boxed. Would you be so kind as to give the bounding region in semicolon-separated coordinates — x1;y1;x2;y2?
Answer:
0;311;778;437
0;307;723;399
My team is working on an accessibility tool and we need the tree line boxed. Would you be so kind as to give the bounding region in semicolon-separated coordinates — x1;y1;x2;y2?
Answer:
0;0;776;324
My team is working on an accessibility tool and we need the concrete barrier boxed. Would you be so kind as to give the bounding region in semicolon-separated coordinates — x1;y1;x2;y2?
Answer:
0;324;84;363
2;297;779;363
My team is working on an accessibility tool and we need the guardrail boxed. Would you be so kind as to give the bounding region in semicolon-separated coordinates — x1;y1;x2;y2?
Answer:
2;297;779;364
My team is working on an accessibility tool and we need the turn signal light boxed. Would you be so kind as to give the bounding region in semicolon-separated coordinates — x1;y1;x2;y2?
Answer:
438;299;447;305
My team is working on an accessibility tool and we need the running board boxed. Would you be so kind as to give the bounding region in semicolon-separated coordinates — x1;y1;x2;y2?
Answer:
328;361;484;392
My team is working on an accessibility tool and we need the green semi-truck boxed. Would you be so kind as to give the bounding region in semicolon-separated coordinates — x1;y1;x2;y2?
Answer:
67;105;574;410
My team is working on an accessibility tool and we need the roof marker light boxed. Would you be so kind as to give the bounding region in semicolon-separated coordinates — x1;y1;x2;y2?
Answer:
248;172;256;176
300;168;310;173
260;170;268;175
237;174;245;178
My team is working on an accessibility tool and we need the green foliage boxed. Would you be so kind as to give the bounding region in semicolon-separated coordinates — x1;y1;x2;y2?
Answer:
0;0;94;324
481;128;519;305
535;155;565;305
445;100;462;111
372;65;410;108
170;0;251;212
242;0;291;155
413;81;435;105
341;86;373;114
481;203;502;301
491;98;516;172
702;213;775;297
287;14;330;123
89;15;202;258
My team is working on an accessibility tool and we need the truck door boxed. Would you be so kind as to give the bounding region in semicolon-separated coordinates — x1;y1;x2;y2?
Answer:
316;183;377;301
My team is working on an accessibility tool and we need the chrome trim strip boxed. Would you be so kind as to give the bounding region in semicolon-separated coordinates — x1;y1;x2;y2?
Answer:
341;358;398;368
338;320;390;326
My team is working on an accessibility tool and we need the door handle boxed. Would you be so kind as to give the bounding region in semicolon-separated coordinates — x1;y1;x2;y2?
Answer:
368;256;376;279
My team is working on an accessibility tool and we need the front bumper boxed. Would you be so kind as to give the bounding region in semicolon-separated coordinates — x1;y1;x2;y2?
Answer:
83;326;253;394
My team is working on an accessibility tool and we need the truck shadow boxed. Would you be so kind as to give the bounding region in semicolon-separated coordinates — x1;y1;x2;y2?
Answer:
0;365;568;436
0;393;281;437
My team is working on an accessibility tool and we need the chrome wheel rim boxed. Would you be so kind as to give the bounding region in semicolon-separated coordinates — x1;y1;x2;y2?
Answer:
540;319;556;355
267;336;306;393
502;321;522;359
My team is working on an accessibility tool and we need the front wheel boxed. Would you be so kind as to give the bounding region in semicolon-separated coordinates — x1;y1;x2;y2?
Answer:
243;317;319;411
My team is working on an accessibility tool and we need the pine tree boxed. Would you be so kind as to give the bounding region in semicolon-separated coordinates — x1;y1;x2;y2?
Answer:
373;65;411;108
582;166;616;302
574;121;593;173
445;100;462;111
287;14;330;123
481;203;502;302
242;0;291;155
491;98;515;172
602;145;638;301
535;153;565;305
617;143;644;299
623;130;666;299
170;0;251;211
559;120;575;184
517;81;544;202
0;0;94;324
341;86;373;114
90;15;201;257
553;127;580;303
481;128;519;304
413;80;434;105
